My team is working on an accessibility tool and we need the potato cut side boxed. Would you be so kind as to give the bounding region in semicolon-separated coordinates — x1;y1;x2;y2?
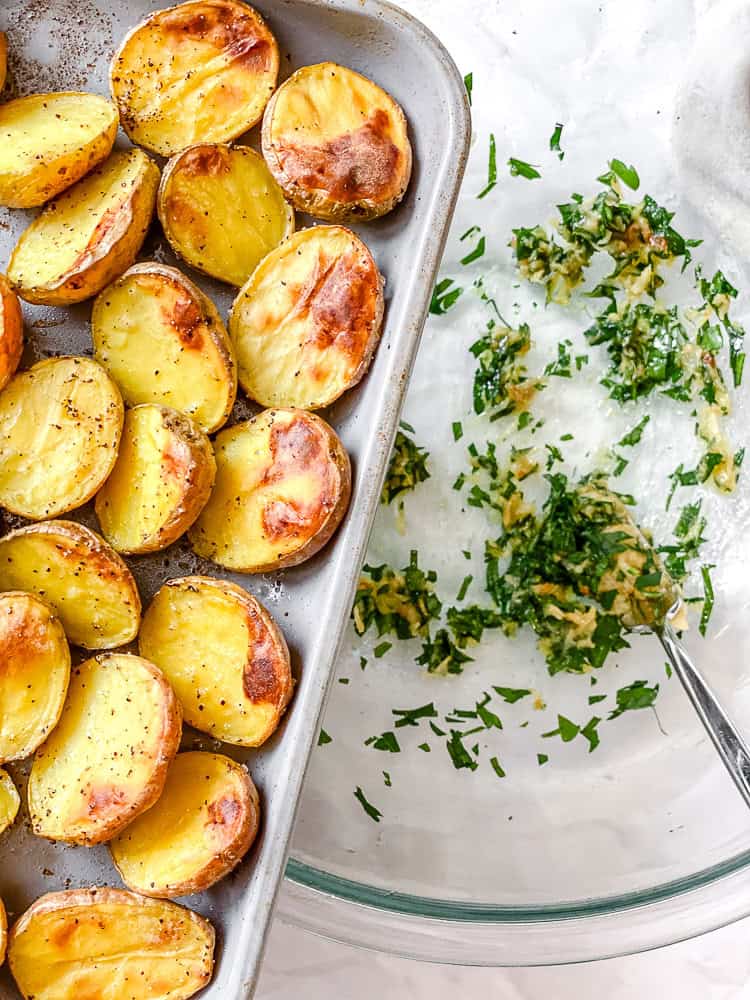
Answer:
0;768;20;836
262;62;412;222
28;653;181;845
230;226;383;409
0;521;141;649
8;148;160;306
96;405;216;555
0;92;118;209
0;33;7;94
0;274;23;392
111;751;260;897
92;263;236;433
111;0;279;157
140;576;292;746
0;592;70;763
8;888;214;1000
159;143;294;287
189;408;351;572
0;357;123;520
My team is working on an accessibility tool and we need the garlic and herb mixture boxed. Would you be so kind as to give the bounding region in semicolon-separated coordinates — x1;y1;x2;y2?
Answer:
331;117;746;820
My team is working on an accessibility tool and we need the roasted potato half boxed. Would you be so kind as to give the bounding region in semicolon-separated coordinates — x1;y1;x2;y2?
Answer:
28;653;181;845
111;751;260;897
0;356;123;520
92;263;236;433
111;0;279;157
0;768;19;836
190;410;351;573
0;520;141;649
140;576;292;746
8;888;214;1000
0;92;118;209
230;225;384;409
0;274;23;392
8;148;160;306
96;405;216;555
262;62;412;222
0;592;70;763
0;896;5;966
159;143;294;287
189;408;351;572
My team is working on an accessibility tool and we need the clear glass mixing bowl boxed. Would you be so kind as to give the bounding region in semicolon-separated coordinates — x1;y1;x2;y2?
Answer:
279;0;750;963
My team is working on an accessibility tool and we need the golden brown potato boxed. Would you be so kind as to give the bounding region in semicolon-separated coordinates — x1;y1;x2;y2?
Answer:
0;896;5;966
0;520;141;649
0;33;7;94
96;404;216;555
262;62;412;222
158;143;294;287
111;751;260;898
230;226;383;409
0;274;23;392
92;263;236;433
0;356;123;520
0;92;118;209
140;576;292;746
111;0;279;157
0;592;70;763
0;767;19;836
8;887;214;1000
189;408;351;572
28;653;181;845
8;148;160;306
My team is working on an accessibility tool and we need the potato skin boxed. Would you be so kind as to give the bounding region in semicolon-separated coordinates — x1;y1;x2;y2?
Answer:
229;225;384;409
0;520;141;650
0;274;23;392
0;591;71;763
262;62;412;222
140;576;293;746
158;143;294;287
0;92;118;209
0;767;19;836
0;356;124;520
8;887;214;1000
111;0;279;157
0;33;7;95
96;404;216;555
0;895;5;966
8;149;160;306
189;408;352;572
92;262;237;433
28;653;182;845
111;751;260;898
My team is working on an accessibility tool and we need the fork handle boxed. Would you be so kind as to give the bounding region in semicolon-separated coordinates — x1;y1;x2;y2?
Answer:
660;622;750;809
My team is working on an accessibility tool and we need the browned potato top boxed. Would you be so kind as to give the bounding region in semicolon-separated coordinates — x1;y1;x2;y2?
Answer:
229;225;384;409
111;0;279;156
189;408;351;572
0;33;7;94
262;61;412;222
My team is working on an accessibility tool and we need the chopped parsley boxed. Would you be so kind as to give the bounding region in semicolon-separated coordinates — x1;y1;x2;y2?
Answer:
478;133;497;198
537;753;549;766
463;71;473;105
369;731;400;753
429;277;463;315
456;575;473;601
446;730;479;770
493;686;531;703
417;628;474;674
508;157;541;180
317;729;332;746
542;714;580;742
549;123;564;160
383;771;392;787
373;641;392;659
699;564;715;636
392;702;438;728
460;236;486;266
608;680;659;719
490;756;506;778
470;321;540;418
452;421;464;441
353;551;441;640
617;415;650;447
354;786;382;823
381;429;431;507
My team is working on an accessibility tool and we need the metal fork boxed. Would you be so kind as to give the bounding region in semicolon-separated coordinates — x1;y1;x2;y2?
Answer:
657;603;750;808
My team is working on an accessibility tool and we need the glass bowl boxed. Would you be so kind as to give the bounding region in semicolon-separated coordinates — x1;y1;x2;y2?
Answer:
279;0;750;963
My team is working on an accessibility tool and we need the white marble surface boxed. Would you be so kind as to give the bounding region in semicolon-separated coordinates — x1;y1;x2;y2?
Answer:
257;916;750;998
256;0;750;994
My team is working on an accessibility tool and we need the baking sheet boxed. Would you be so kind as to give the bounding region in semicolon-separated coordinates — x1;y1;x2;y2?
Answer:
0;1;470;995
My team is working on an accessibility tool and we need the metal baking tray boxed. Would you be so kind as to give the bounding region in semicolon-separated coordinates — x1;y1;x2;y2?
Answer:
0;0;470;995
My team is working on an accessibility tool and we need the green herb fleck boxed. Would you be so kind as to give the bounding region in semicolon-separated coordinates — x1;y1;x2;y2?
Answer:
354;786;382;823
549;123;564;160
317;729;332;746
508;157;541;180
